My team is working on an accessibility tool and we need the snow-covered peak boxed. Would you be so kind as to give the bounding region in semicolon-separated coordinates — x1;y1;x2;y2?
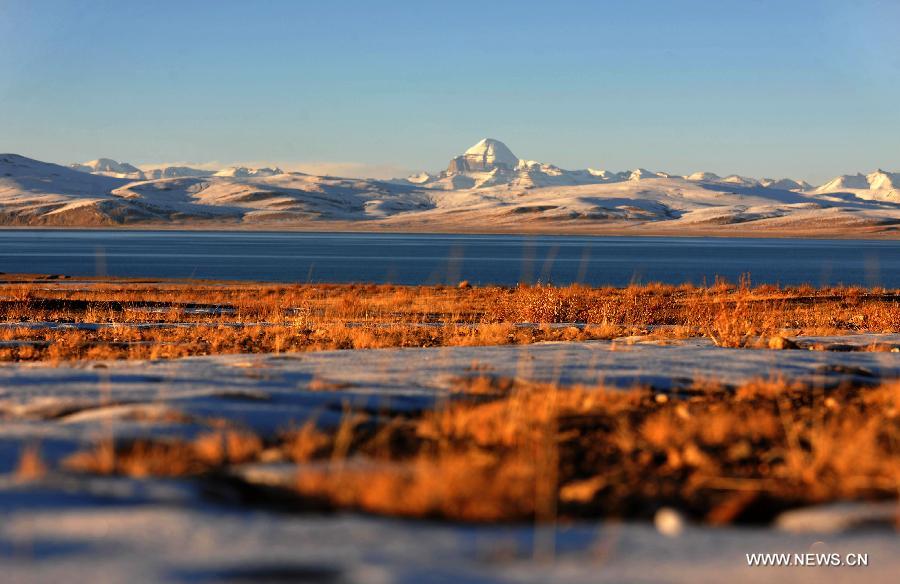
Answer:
516;159;565;175
405;172;435;184
867;169;900;191
817;173;869;192
142;166;216;180
628;168;658;181
685;171;722;182
70;158;145;179
813;170;899;202
722;175;759;187
817;172;882;193
760;178;811;191
213;166;285;178
3;153;129;197
461;138;519;171
587;168;615;179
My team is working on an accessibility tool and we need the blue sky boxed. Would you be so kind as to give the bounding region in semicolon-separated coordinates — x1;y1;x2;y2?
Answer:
1;0;898;182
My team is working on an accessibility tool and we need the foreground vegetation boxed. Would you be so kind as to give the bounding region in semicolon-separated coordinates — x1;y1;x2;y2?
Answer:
5;275;899;526
61;375;900;525
1;275;898;361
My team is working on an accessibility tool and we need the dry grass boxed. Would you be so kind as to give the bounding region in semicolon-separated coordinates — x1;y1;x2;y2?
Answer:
15;444;47;481
1;276;897;362
17;275;896;525
62;376;900;525
65;430;264;478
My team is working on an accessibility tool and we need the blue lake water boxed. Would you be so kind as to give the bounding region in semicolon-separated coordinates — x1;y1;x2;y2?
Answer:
0;230;898;287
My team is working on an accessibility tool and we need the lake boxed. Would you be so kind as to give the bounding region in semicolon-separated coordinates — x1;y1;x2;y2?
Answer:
0;230;898;287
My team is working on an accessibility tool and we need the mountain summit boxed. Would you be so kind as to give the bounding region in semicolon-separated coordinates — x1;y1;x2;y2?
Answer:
3;150;900;231
70;158;144;179
815;170;899;202
402;138;823;193
449;138;519;173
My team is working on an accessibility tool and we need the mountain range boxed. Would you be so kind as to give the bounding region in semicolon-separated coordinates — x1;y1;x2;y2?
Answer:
0;140;897;234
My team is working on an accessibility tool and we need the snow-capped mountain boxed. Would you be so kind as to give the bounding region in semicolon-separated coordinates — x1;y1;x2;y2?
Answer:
722;175;759;187
213;166;285;178
817;173;872;192
4;154;128;196
628;168;660;181
448;138;519;172
685;171;722;182
586;169;623;180
2;141;898;232
1;154;149;225
867;170;900;192
401;138;817;194
0;153;429;225
760;178;813;191
71;159;280;181
70;158;145;180
142;166;216;180
815;170;899;201
406;138;614;190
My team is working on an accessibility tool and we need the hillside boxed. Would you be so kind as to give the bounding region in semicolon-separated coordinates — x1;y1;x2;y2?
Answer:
1;141;898;235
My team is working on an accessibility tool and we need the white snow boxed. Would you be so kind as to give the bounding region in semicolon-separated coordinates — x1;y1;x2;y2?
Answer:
760;178;811;191
463;137;520;169
213;166;285;178
0;154;130;222
2;142;900;229
722;174;759;187
5;502;900;583
815;170;900;202
70;158;145;179
685;171;722;182
628;168;659;181
141;166;215;180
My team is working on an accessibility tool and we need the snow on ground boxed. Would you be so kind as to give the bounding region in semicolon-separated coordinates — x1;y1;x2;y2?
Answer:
3;495;898;583
110;173;435;222
1;337;899;471
0;337;898;581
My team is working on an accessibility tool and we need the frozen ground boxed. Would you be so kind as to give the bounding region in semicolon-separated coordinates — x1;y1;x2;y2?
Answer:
3;490;898;583
1;337;899;582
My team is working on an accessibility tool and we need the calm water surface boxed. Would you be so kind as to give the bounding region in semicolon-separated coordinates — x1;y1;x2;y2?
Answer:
0;230;898;287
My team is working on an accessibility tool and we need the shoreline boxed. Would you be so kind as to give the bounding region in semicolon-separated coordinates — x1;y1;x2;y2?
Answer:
0;221;899;240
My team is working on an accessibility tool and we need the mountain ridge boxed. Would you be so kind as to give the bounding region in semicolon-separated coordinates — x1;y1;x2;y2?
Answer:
401;139;831;193
0;141;895;233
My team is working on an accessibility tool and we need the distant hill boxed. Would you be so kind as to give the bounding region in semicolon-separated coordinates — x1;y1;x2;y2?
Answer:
1;142;898;234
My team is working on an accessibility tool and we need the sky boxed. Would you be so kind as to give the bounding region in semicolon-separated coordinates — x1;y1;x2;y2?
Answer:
1;0;898;183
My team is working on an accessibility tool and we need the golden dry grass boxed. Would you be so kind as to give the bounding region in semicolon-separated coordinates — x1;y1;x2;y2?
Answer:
15;444;47;482
62;376;900;525
1;276;898;362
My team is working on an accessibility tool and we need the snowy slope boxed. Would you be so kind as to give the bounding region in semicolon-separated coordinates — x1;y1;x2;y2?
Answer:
71;159;220;181
410;139;619;191
760;178;813;191
213;166;285;178
111;173;434;222
462;137;519;170
0;154;151;224
384;175;835;229
142;166;215;180
70;158;146;180
815;170;900;202
2;143;899;231
685;171;722;182
403;139;818;195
